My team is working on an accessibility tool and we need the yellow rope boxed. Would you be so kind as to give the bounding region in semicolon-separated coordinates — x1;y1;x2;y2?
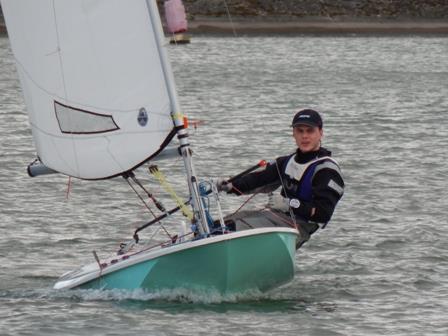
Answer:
149;166;194;220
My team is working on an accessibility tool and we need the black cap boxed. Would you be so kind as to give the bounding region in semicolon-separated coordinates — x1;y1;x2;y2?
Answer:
291;109;323;128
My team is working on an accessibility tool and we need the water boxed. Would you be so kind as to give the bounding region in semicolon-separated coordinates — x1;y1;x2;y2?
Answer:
1;34;447;335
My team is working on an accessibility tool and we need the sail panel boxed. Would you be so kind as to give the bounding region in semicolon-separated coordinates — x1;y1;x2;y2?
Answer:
55;101;119;134
2;0;176;179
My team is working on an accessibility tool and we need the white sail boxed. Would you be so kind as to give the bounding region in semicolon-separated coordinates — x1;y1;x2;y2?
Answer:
2;0;177;179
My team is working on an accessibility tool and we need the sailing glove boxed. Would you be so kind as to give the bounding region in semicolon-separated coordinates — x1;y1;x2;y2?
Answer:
216;178;233;192
267;193;290;212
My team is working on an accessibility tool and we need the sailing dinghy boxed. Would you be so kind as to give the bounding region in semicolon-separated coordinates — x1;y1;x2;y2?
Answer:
2;0;300;294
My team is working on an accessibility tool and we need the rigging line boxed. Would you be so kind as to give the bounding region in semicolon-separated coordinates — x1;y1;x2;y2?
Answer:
228;184;259;216
170;32;178;46
130;173;166;212
125;175;174;240
124;175;158;219
65;176;72;200
274;160;298;229
149;166;194;220
159;220;175;240
263;208;296;228
223;0;237;37
231;191;258;216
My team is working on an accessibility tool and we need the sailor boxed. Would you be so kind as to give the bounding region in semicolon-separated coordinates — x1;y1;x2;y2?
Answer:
217;109;344;238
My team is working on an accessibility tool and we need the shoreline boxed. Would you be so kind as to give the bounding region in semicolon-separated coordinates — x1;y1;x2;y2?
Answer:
187;18;448;34
1;19;448;36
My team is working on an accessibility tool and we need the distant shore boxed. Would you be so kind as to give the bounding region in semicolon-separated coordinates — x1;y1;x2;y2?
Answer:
187;17;448;34
2;18;448;35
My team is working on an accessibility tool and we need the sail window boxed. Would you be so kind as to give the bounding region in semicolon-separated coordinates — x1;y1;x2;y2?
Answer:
55;101;119;134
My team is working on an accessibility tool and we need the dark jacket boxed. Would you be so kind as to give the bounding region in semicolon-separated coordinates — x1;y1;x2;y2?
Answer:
230;147;344;225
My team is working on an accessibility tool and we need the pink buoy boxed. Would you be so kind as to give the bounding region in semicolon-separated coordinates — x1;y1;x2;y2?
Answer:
164;0;188;34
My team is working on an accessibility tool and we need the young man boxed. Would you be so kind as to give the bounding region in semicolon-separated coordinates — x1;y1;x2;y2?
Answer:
217;109;344;237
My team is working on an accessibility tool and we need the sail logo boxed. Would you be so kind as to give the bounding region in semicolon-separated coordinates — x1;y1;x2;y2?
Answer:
138;108;149;126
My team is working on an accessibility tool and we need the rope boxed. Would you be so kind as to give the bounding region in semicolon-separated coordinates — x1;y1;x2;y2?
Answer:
149;166;194;220
124;174;174;240
124;176;158;219
263;208;296;228
65;176;72;200
223;0;237;37
129;174;165;212
229;185;258;216
274;160;298;229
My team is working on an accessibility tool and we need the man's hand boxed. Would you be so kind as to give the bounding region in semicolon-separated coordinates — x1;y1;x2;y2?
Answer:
215;178;233;192
267;193;290;212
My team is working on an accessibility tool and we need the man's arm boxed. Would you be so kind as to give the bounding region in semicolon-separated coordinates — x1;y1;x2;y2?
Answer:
230;158;286;195
308;168;344;223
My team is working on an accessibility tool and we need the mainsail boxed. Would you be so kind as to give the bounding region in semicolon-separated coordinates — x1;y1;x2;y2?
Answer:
2;0;178;179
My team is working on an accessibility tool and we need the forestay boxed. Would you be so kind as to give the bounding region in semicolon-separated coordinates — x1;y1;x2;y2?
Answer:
2;0;177;179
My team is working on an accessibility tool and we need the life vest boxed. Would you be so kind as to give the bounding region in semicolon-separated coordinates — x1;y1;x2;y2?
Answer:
282;155;341;202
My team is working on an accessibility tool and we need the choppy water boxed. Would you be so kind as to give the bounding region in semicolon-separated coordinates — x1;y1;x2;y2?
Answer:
1;34;448;335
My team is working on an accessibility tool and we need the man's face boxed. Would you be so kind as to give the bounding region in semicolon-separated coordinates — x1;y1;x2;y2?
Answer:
293;125;323;153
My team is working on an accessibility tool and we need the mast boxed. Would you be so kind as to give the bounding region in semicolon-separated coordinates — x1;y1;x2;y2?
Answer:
146;0;210;235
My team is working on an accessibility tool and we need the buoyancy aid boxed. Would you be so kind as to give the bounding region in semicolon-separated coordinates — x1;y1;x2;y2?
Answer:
282;155;341;202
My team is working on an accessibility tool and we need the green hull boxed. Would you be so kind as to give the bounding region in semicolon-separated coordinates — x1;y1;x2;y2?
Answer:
78;229;297;294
